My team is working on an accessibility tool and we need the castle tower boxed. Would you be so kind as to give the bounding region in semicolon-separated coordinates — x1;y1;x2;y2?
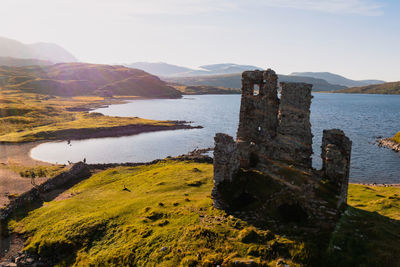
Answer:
236;69;279;168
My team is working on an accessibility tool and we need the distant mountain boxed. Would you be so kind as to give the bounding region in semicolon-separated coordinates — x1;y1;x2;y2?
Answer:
290;72;385;88
124;62;261;77
126;62;193;77
0;56;53;67
197;63;261;75
0;37;77;63
335;81;400;94
0;63;181;98
164;73;347;92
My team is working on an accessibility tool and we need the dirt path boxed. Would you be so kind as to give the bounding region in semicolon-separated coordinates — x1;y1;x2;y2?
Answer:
0;142;51;207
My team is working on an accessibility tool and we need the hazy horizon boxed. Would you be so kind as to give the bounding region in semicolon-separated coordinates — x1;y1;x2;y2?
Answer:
1;0;399;81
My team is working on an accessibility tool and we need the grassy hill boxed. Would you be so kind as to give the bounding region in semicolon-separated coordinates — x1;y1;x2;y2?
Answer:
290;72;384;87
171;84;240;95
164;73;347;92
0;92;187;143
0;63;182;98
335;81;400;94
7;160;400;266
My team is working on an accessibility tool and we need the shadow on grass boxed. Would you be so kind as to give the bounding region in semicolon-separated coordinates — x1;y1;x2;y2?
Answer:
227;204;400;266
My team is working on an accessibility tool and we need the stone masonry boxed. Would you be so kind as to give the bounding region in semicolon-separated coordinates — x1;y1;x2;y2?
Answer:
212;68;352;229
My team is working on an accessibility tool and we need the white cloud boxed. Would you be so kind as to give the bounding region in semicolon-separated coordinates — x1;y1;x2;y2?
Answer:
108;0;384;16
256;0;384;16
0;0;384;19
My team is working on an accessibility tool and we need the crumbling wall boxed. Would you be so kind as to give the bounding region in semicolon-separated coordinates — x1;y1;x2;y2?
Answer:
321;129;352;207
212;133;240;209
235;70;314;169
277;82;313;167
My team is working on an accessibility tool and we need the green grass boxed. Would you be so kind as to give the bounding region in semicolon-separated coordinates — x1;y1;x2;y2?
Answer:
9;161;400;266
335;81;400;94
4;164;67;178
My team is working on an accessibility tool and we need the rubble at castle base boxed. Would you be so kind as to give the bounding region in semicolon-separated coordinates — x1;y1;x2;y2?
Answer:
212;68;352;231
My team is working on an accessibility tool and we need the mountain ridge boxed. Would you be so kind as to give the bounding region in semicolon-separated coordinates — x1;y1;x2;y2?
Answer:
290;71;385;87
164;73;347;92
0;36;77;63
124;62;261;77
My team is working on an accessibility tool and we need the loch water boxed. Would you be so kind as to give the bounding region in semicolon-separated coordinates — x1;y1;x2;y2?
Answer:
31;93;400;183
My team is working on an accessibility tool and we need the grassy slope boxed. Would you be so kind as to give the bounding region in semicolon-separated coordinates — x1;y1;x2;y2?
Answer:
335;81;400;94
171;84;240;95
10;161;400;266
4;164;67;178
0;92;176;143
0;63;182;98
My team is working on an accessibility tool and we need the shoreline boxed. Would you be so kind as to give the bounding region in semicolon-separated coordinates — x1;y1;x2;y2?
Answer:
0;123;200;166
377;138;400;152
353;182;400;187
0;141;51;166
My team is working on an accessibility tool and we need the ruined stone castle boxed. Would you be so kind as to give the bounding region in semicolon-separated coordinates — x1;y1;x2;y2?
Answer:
212;69;352;229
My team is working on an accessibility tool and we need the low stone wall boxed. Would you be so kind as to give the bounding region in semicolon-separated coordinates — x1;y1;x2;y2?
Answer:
0;162;91;221
377;138;400;152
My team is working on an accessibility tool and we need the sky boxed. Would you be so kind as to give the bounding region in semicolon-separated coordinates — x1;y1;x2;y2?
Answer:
0;0;399;81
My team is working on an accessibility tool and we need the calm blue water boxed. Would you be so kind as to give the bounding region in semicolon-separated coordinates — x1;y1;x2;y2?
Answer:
31;93;400;183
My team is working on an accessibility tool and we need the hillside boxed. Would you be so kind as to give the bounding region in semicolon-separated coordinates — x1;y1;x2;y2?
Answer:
125;62;261;77
0;56;53;67
335;81;400;94
291;72;385;87
5;160;400;266
0;37;77;63
0;63;182;98
165;73;347;91
171;84;240;95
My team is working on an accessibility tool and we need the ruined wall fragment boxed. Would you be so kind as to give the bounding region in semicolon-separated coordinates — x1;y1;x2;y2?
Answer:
321;129;352;207
212;133;240;209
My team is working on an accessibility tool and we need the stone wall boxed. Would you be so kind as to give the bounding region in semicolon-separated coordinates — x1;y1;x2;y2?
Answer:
321;129;352;207
277;82;313;167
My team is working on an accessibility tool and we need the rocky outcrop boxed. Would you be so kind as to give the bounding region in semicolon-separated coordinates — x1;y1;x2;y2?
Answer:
212;68;352;231
377;138;400;152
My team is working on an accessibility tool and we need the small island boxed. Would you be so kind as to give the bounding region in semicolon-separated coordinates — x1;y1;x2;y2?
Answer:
378;131;400;152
